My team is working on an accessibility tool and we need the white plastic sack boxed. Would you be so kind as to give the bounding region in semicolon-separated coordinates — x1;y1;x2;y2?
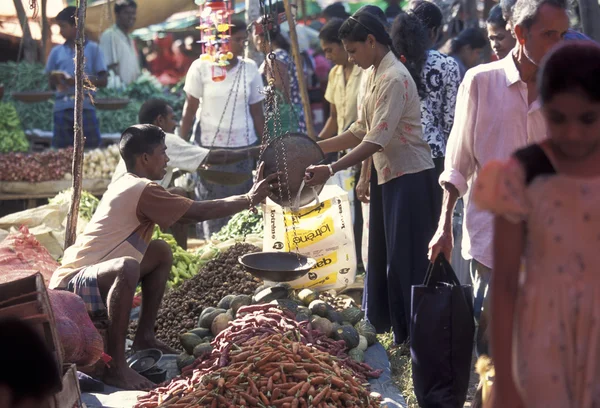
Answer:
325;167;356;224
263;185;357;290
0;202;88;260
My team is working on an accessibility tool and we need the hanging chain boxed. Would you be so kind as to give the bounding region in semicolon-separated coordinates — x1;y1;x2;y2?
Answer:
202;60;246;198
259;17;294;254
208;61;245;153
255;3;302;255
243;58;251;152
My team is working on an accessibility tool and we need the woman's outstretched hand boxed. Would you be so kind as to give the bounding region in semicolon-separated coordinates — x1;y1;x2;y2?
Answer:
304;165;331;187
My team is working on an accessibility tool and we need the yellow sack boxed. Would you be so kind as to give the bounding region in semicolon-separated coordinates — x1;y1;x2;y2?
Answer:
263;185;357;291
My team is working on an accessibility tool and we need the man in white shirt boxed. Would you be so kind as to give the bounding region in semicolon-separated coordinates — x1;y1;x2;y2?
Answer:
99;0;141;86
428;0;570;355
111;99;259;248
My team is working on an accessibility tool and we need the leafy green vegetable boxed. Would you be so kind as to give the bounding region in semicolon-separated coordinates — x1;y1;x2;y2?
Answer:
0;62;185;134
13;100;54;131
96;100;142;134
0;62;53;131
49;189;100;221
0;61;49;93
211;209;264;242
0;102;29;152
95;74;184;134
125;72;163;100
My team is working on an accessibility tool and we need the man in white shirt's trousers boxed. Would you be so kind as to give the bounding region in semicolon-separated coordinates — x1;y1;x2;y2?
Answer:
428;0;570;356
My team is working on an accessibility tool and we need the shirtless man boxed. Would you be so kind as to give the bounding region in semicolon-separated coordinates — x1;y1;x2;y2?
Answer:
49;124;280;389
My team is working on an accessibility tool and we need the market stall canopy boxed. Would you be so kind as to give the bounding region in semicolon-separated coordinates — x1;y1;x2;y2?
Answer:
85;0;197;41
0;0;65;44
131;5;246;42
131;1;323;45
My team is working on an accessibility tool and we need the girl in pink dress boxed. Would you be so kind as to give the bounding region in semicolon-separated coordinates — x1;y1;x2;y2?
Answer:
474;41;600;408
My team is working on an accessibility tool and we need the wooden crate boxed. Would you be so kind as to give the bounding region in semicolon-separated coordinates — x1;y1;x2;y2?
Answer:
45;364;82;408
0;273;64;368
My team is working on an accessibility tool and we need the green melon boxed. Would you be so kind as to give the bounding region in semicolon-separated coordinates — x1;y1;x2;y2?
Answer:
180;333;203;355
340;307;365;326
193;342;214;358
349;347;365;363
355;320;377;346
333;325;360;349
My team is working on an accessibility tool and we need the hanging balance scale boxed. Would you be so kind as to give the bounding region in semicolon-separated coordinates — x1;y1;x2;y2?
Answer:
238;3;326;283
195;0;255;185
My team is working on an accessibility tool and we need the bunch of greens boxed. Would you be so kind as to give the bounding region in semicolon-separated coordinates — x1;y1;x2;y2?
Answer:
95;74;184;133
0;61;48;92
211;209;264;242
49;189;100;221
96;100;142;134
0;62;53;131
0;62;186;134
0;102;29;152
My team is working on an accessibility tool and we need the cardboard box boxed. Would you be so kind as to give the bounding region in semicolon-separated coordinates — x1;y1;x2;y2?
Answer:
47;364;82;408
0;274;81;407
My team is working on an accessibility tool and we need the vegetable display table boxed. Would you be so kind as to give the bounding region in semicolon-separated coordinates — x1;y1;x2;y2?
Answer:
0;179;110;209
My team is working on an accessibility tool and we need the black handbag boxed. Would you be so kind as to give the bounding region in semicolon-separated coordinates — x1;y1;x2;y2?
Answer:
410;254;475;408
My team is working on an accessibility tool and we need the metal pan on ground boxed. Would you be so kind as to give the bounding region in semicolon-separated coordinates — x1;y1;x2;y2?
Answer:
143;366;167;384
198;168;253;185
126;349;163;374
260;133;325;208
11;91;55;103
239;252;316;282
94;98;130;110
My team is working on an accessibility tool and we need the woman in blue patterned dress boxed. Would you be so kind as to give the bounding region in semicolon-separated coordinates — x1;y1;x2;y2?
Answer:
252;17;307;136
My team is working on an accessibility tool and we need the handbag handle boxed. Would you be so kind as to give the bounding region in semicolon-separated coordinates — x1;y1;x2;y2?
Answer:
424;254;461;287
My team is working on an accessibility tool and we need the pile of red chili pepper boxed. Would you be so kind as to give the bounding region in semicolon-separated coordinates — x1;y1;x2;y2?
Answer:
135;304;383;407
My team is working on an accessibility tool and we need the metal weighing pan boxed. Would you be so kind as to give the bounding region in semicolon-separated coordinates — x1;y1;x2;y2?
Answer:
11;91;54;103
197;168;253;186
260;133;325;208
127;349;163;374
239;252;316;282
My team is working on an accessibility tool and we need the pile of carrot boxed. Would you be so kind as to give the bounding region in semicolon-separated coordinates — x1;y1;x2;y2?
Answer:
135;332;381;408
135;304;383;407
180;304;382;382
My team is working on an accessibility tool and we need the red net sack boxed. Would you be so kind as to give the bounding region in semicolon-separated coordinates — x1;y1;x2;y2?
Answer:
0;226;59;285
48;290;104;366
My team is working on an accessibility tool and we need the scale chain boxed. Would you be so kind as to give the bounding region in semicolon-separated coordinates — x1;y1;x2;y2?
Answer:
257;10;301;256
